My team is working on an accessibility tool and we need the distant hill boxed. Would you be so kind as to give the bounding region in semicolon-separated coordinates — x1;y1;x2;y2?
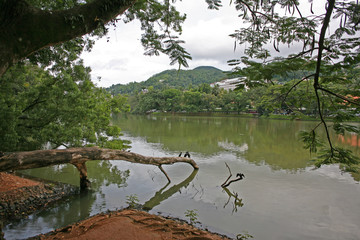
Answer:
107;66;227;95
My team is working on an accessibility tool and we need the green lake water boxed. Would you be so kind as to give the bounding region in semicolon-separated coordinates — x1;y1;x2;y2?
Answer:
4;114;360;239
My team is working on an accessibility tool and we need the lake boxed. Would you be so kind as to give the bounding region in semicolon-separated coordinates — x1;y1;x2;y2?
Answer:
4;114;360;239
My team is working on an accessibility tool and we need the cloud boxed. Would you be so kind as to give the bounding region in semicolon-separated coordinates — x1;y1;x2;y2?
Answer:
82;1;328;87
81;2;244;87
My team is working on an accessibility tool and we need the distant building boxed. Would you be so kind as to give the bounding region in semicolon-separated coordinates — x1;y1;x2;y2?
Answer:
210;77;247;91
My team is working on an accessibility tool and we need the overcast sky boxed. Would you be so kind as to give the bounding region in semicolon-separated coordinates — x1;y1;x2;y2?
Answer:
81;1;241;87
81;1;326;88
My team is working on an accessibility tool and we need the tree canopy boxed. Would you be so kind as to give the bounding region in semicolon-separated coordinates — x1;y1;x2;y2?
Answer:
0;60;130;152
108;66;227;95
1;0;360;173
0;0;192;77
0;0;191;152
219;0;360;171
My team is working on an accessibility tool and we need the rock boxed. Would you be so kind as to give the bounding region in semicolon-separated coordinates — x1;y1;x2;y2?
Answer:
0;177;79;223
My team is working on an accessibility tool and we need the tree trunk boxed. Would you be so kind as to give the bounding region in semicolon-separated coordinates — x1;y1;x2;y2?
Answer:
0;147;199;190
0;0;136;77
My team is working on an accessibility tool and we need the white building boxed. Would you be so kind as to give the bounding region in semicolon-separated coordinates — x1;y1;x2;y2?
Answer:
210;77;247;91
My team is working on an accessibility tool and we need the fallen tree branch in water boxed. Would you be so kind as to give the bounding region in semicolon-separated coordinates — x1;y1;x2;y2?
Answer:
0;147;199;190
221;162;245;188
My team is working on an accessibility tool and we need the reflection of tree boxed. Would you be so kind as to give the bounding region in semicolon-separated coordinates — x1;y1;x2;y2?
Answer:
222;187;244;214
115;114;315;171
87;161;130;190
15;161;130;230
115;114;359;174
113;114;249;155
21;161;129;191
143;169;198;210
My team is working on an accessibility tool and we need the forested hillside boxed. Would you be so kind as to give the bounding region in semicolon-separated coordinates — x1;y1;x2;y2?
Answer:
107;66;227;95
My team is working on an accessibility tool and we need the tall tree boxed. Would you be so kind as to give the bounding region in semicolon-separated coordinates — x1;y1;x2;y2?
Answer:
0;61;130;152
218;0;360;171
0;0;197;185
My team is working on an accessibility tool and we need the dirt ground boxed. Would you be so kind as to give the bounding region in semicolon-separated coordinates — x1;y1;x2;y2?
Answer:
0;173;231;240
0;172;41;192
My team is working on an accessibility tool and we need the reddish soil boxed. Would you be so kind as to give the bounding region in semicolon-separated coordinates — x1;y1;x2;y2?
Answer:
0;173;231;240
33;209;231;240
0;172;41;192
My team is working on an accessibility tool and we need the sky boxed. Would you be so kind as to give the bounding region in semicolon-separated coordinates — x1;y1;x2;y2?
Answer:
81;1;326;88
81;1;241;87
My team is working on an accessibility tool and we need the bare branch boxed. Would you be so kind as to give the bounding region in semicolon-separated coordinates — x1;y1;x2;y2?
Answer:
237;0;276;23
221;162;244;188
281;74;315;105
290;0;303;19
314;88;334;155
314;0;335;87
221;162;232;187
312;0;336;155
158;165;171;182
317;87;360;107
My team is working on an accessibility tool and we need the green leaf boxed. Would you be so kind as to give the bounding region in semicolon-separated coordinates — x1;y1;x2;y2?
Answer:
333;123;360;135
314;147;360;168
299;130;323;154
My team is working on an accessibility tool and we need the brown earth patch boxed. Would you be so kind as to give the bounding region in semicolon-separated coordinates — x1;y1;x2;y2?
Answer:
30;209;231;240
0;172;40;192
1;173;232;240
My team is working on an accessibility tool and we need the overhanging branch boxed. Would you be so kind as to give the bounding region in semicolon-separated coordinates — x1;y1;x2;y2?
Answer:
317;87;360;107
0;147;199;171
0;147;199;189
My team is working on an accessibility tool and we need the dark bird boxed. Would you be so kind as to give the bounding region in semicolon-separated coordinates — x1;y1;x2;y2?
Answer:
236;173;245;179
178;152;182;157
184;151;190;158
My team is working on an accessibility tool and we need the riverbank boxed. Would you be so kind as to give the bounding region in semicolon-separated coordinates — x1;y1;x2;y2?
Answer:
0;173;232;239
0;172;78;222
146;111;360;122
29;209;231;240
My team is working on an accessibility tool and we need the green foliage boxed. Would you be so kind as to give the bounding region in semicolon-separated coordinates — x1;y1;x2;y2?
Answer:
0;62;130;152
107;66;227;95
22;0;191;70
3;0;359;176
333;123;360;136
314;147;360;172
100;139;131;150
184;209;199;225
124;0;191;69
237;231;254;240
220;0;360;173
131;85;246;114
299;130;323;154
230;58;314;87
126;194;140;208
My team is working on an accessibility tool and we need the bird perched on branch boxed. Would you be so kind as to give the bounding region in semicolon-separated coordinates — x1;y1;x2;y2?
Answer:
236;173;245;179
184;152;191;158
178;152;182;157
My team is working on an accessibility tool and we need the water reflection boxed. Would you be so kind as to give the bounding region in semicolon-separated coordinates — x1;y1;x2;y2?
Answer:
5;115;360;240
113;115;312;171
20;161;129;190
5;161;130;239
222;188;244;213
143;169;198;210
114;114;360;174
